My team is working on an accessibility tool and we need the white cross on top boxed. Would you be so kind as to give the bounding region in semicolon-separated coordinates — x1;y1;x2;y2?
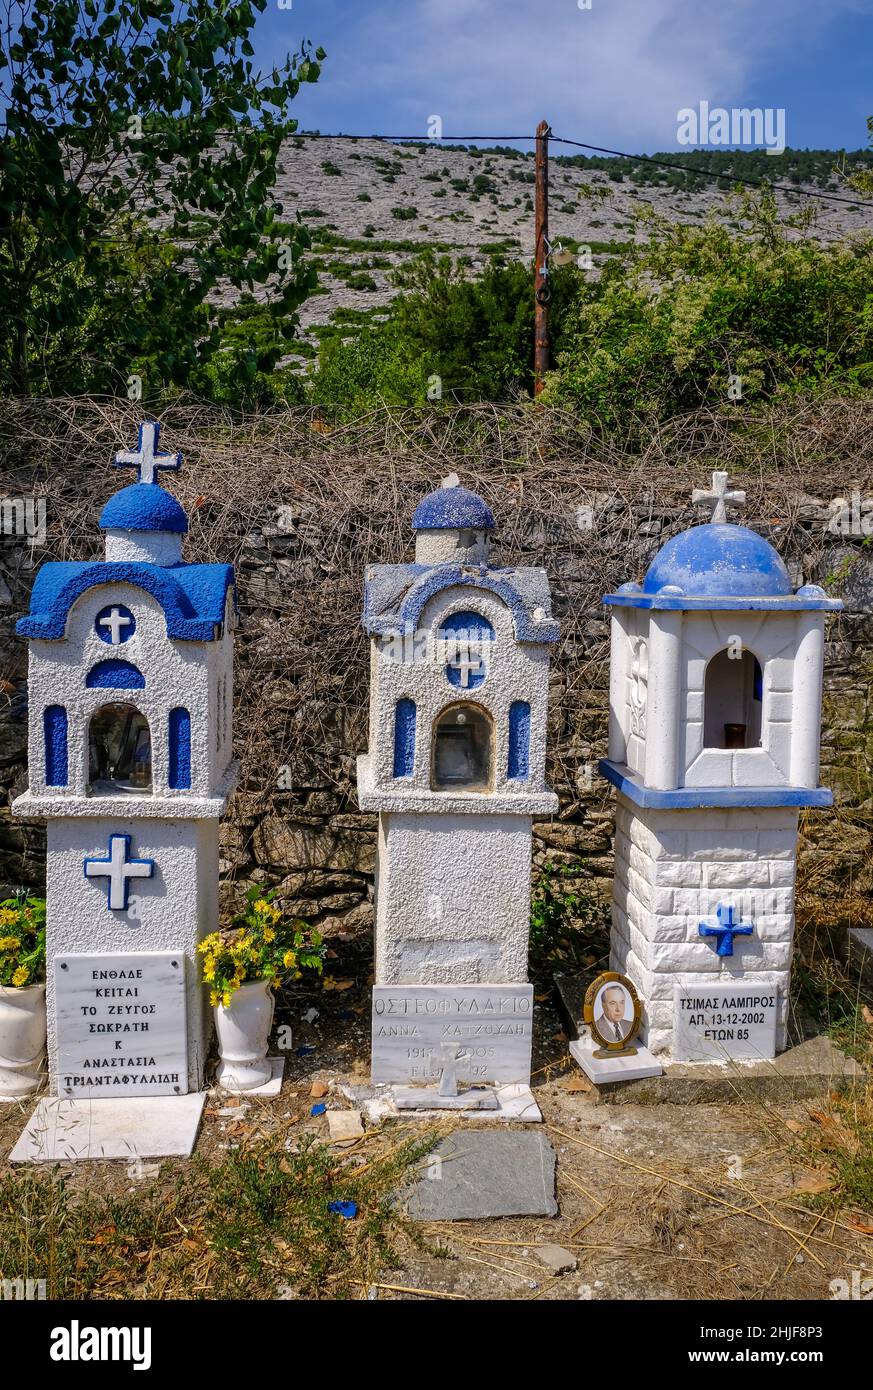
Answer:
691;470;746;525
85;834;154;912
114;421;182;486
99;607;133;645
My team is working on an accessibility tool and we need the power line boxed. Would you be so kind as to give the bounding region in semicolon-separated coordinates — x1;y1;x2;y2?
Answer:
288;129;870;209
550;136;869;208
292;133;536;142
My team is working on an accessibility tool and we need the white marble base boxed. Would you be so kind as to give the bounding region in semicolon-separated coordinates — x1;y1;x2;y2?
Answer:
0;1087;43;1105
10;1093;207;1163
570;1038;664;1086
393;1086;500;1111
367;1083;542;1124
216;1055;284;1098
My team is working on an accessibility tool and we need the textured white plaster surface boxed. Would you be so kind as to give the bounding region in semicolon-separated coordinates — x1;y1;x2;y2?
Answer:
357;756;556;815
365;585;553;803
104;530;183;565
24;585;235;801
414;527;490;566
16;486;237;1127
359;528;556;1093
13;760;238;821
374;812;533;984
43;817;218;1092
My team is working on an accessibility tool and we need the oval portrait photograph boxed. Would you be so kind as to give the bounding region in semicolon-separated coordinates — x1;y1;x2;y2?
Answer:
584;972;641;1050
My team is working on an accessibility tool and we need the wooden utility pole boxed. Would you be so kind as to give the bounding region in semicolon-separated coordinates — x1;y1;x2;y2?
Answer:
534;119;550;394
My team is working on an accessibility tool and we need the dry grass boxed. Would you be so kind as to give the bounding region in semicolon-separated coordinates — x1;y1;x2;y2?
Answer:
0;1126;439;1300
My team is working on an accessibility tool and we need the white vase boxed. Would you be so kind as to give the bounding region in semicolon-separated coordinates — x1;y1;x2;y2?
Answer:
214;978;275;1092
0;982;47;1100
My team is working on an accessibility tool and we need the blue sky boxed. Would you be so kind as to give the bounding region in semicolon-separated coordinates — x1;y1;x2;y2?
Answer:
254;0;873;152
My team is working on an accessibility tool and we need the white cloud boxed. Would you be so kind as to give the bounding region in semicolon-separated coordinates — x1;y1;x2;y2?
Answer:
286;0;873;149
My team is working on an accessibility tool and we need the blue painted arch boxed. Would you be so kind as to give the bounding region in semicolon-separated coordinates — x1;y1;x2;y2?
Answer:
390;569;559;644
437;610;496;641
16;561;235;642
86;659;145;689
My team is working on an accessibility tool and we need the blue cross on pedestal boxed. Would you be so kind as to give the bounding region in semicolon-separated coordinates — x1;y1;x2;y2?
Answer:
114;421;182;486
698;903;754;957
84;834;155;911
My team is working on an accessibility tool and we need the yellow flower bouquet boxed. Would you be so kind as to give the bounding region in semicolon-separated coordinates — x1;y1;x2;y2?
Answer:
198;886;324;1007
0;895;47;988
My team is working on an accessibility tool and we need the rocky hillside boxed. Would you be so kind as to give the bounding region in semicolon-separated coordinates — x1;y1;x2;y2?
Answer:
255;140;873;360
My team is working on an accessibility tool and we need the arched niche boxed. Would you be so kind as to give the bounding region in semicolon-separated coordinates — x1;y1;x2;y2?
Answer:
88;702;152;794
703;648;763;750
431;702;493;792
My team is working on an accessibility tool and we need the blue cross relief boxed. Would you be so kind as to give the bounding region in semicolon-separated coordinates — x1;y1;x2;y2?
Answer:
114;421;181;485
84;834;155;912
698;902;754;957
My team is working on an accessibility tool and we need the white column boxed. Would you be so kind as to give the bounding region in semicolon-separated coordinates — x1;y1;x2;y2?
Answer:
789;612;825;787
645;610;683;790
607;610;630;763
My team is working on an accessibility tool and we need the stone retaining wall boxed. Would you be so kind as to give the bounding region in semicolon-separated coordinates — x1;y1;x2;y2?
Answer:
1;403;872;943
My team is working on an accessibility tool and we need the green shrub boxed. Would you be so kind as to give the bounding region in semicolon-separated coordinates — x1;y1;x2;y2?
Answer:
309;323;428;411
545;194;873;438
310;249;575;409
346;272;377;291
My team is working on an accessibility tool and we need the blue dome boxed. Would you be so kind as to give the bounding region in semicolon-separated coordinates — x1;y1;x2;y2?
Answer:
99;483;188;535
412;485;494;532
643;524;792;598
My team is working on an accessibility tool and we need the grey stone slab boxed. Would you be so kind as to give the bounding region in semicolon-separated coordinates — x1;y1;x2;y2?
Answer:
554;974;586;1040
55;951;188;1099
674;982;778;1062
371;984;533;1085
591;1036;863;1105
402;1131;558;1221
846;927;873;990
10;1093;206;1162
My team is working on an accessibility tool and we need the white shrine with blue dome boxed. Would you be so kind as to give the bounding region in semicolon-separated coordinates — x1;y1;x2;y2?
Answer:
14;422;237;1097
600;472;841;1057
358;477;558;1096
